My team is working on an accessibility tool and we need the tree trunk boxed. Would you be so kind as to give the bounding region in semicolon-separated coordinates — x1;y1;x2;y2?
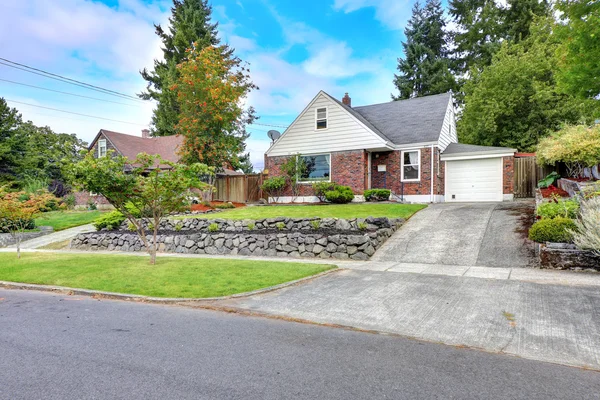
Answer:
16;236;21;259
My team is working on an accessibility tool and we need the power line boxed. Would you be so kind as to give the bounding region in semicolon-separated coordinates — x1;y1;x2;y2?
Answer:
0;78;144;107
0;58;146;103
252;122;289;128
6;99;148;127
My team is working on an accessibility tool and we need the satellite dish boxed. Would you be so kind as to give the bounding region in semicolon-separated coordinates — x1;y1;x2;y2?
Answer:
267;130;281;142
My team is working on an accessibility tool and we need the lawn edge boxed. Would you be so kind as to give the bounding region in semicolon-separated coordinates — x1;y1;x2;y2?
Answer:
0;267;340;303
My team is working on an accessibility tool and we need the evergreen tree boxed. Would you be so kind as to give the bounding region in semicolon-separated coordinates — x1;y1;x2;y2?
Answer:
393;0;454;100
449;0;549;76
139;0;224;137
0;99;25;185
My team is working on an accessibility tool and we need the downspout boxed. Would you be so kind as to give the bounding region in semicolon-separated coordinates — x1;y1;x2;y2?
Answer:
430;144;435;203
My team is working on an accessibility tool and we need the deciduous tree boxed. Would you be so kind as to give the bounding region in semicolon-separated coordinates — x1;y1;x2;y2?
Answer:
0;189;54;258
174;45;256;172
72;152;213;265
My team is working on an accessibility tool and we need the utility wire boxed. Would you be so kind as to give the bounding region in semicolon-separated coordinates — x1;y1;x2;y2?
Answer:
0;78;144;107
252;122;289;128
0;58;146;103
6;99;148;127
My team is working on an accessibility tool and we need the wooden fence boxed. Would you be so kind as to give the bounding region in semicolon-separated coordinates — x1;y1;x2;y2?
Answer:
514;156;555;198
213;174;264;203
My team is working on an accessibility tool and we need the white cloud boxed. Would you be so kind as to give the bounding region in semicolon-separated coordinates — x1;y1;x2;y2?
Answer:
333;0;414;30
302;42;378;78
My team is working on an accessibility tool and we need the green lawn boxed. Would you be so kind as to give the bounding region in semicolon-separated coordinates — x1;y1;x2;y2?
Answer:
183;203;426;220
35;210;107;231
0;252;333;298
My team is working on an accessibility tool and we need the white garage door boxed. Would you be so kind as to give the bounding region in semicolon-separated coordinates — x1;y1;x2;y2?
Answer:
445;158;503;202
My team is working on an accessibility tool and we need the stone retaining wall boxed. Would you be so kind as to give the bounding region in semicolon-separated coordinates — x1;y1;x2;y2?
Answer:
72;217;404;260
0;227;54;248
539;243;600;272
130;216;391;233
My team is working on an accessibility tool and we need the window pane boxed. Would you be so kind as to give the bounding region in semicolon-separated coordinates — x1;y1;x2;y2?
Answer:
316;120;327;129
403;165;419;180
404;151;418;165
316;108;327;119
300;154;330;181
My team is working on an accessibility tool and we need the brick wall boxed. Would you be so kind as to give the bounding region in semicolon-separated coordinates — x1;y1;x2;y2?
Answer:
503;156;514;194
370;147;433;196
265;150;368;196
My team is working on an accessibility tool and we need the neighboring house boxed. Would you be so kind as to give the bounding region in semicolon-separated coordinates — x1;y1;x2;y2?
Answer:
76;129;243;208
264;91;515;203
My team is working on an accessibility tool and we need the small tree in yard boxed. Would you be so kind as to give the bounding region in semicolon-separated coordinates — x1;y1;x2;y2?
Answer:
537;124;600;178
280;155;307;202
0;189;54;258
72;152;213;265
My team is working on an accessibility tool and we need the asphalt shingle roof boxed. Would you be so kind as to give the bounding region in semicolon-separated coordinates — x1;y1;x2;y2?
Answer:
442;143;516;155
345;92;452;146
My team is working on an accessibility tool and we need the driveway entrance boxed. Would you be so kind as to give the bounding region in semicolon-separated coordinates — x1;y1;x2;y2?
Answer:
372;201;536;268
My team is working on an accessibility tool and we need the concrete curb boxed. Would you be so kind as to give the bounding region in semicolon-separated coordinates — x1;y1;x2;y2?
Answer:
0;268;340;303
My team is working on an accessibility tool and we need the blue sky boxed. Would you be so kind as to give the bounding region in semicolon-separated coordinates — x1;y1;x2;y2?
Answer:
0;0;419;169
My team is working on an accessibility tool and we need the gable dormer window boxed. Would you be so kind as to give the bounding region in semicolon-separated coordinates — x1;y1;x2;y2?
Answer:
98;139;107;158
315;107;327;130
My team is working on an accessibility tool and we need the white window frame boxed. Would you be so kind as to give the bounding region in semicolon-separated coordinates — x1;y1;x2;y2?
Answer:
98;139;107;158
315;107;328;131
401;149;421;182
297;153;331;183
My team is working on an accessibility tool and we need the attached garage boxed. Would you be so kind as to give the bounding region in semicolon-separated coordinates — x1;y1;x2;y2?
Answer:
441;143;516;203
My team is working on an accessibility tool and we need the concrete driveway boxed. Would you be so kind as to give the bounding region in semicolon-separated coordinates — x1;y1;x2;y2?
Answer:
372;201;536;268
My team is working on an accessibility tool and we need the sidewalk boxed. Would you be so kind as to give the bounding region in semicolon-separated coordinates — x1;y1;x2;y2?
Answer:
9;224;94;249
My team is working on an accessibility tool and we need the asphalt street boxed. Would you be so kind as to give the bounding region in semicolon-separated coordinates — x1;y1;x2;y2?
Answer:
1;289;599;400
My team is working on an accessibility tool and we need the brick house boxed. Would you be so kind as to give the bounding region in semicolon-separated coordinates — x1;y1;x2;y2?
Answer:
76;129;243;208
264;91;515;203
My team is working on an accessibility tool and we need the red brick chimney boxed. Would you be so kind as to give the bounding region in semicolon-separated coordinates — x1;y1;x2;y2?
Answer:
141;128;150;138
342;93;351;107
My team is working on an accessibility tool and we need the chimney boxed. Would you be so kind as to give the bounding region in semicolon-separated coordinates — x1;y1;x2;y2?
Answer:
342;92;351;107
141;128;150;138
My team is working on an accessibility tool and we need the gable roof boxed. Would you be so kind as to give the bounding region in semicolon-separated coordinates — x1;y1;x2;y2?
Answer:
90;129;244;175
349;92;452;146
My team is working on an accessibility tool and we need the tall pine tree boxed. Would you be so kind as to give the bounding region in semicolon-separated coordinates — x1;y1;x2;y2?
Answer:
393;0;454;100
139;0;224;137
449;0;549;76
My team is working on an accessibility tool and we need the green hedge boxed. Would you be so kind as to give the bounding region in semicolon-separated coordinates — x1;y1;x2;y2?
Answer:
312;181;337;202
528;217;578;243
364;189;391;202
536;200;579;219
325;185;354;204
93;211;125;231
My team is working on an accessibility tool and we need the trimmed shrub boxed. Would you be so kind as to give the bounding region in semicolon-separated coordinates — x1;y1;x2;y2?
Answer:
528;217;578;243
312;181;337;202
325;185;354;204
261;177;286;202
94;211;126;231
364;189;391;202
215;202;235;209
573;197;600;255
536;200;579;219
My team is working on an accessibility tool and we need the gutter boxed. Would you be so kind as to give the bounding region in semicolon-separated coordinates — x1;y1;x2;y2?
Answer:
430;144;435;203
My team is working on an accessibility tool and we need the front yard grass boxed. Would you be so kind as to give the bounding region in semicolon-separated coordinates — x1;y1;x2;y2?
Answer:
183;203;426;220
0;252;333;298
35;210;107;231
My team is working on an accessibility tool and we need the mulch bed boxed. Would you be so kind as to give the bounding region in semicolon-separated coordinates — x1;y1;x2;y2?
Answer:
190;201;246;212
540;185;569;198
